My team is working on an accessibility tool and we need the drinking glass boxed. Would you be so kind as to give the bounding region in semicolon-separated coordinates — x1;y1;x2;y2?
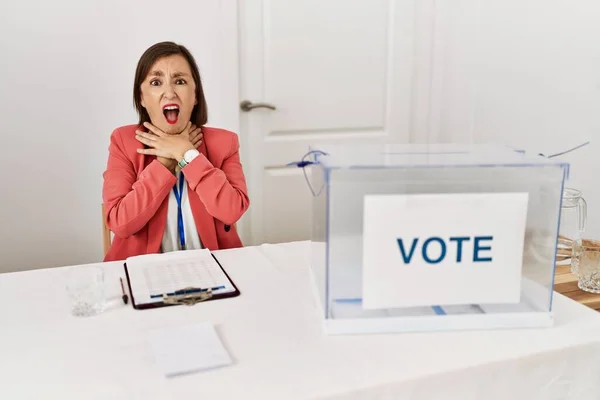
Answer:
557;187;587;269
572;240;600;293
66;266;106;316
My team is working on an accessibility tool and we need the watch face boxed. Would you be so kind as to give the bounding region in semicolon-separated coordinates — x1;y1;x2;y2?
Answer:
184;149;199;162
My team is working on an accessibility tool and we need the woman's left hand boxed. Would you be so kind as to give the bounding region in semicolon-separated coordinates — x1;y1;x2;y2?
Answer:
136;122;199;162
190;126;203;148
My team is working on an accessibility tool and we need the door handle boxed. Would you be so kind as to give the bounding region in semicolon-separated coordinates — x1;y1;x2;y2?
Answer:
240;100;277;112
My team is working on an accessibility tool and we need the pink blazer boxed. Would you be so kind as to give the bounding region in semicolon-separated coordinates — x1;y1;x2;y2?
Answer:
102;124;250;262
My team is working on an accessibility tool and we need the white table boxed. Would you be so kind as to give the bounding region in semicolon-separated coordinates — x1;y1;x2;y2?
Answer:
1;241;600;400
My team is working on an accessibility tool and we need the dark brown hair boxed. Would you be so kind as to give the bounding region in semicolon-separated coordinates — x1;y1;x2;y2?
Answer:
133;41;208;127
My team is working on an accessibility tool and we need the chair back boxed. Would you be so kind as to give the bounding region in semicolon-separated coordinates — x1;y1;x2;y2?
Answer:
101;204;111;256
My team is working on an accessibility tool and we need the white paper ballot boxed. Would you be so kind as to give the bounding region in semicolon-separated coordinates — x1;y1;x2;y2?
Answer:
148;322;232;377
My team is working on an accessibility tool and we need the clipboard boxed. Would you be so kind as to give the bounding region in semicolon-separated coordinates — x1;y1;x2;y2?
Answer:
123;252;240;310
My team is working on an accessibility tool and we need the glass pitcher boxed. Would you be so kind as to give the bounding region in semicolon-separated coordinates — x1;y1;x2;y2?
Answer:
557;188;587;267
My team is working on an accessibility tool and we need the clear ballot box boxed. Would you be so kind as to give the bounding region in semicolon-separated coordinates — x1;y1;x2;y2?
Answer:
308;144;569;334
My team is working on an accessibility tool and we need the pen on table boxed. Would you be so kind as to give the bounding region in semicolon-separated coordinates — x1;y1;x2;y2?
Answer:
150;285;226;299
119;277;129;304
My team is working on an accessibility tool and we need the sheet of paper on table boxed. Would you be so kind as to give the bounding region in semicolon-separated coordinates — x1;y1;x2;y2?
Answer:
148;322;233;377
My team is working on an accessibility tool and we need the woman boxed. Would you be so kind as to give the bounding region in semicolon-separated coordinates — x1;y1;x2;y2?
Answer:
102;41;249;262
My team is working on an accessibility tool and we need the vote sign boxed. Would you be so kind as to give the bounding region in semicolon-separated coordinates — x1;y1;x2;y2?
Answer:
362;193;529;309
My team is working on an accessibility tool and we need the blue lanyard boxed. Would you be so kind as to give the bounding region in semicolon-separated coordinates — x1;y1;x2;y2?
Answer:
172;172;186;250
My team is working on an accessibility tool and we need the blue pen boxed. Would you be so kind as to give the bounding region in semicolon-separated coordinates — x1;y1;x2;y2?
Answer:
150;285;226;299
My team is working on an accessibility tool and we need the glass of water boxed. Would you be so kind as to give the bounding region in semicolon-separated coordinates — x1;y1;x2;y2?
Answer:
572;240;600;293
66;266;105;316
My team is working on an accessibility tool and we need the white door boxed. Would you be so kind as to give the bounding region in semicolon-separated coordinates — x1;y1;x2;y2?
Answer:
238;0;421;245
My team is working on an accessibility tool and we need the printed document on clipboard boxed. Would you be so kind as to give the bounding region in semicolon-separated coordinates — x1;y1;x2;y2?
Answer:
123;249;240;310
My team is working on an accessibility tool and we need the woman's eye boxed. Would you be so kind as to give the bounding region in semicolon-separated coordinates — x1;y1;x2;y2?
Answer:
150;79;161;86
176;79;186;85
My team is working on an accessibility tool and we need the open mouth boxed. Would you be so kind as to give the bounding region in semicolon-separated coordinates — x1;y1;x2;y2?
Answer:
162;104;180;125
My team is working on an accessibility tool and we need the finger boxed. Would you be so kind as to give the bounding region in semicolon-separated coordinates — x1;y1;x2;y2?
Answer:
143;122;165;137
192;135;203;147
189;128;202;141
136;148;173;158
135;130;159;141
137;148;159;155
135;134;158;147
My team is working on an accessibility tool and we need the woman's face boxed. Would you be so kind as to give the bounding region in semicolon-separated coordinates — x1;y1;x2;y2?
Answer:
140;54;197;134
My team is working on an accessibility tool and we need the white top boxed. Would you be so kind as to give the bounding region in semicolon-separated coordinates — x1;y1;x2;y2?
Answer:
161;170;203;252
1;241;600;399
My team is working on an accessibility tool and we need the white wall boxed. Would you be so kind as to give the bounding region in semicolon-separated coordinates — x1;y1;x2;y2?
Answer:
425;0;600;238
2;0;599;272
0;0;239;272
